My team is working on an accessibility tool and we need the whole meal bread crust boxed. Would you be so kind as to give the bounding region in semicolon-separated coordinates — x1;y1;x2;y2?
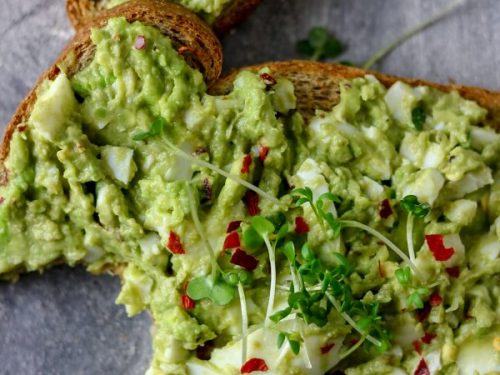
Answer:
1;0;222;173
210;61;500;132
66;0;262;34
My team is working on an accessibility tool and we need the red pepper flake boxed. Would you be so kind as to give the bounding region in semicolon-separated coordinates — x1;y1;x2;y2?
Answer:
412;340;422;355
240;357;269;373
134;35;146;50
416;303;431;322
378;198;393;219
320;342;335;354
259;73;277;86
414;358;430;375
294;216;310;234
425;234;455;261
429;292;443;307
241;154;252;174
181;294;196;310
259;146;269;162
223;231;241;249
421;332;437;344
18;125;27;132
167;231;185;254
445;266;460;278
227;220;242;233
244;191;260;216
231;249;259;271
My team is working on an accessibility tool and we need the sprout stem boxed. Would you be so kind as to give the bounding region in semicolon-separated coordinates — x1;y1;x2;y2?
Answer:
264;236;277;325
339;335;367;361
185;182;218;281
341;220;418;275
163;137;282;206
406;214;416;263
238;282;249;366
326;293;381;347
363;0;466;69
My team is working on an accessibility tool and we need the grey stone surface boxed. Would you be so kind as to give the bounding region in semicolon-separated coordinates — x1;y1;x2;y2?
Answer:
0;0;499;374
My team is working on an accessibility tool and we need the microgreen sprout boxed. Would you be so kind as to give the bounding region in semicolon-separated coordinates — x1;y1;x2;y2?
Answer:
297;27;346;61
408;287;430;310
395;266;412;286
293;188;417;274
237;282;249;365
248;216;277;323
411;105;427;131
132;116;282;206
401;195;430;263
277;332;301;355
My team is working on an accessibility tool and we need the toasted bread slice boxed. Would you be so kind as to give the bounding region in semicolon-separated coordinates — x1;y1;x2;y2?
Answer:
1;0;222;175
211;61;500;131
66;0;262;34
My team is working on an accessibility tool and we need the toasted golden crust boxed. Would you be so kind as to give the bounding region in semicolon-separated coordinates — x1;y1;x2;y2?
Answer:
1;0;222;175
211;0;263;35
66;0;262;34
210;61;500;131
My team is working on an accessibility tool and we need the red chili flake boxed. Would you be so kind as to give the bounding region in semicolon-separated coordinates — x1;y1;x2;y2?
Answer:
244;191;260;216
231;249;259;271
259;73;277;86
412;340;422;355
167;231;185;254
294;216;310;234
378;198;393;219
259;146;269;162
227;220;242;233
429;292;443;307
241;154;252;174
445;266;460;278
18;125;27;132
425;234;455;261
223;231;241;249
416;303;431;322
181;294;196;310
421;332;437;344
240;358;269;373
134;35;146;50
320;342;335;354
414;358;430;375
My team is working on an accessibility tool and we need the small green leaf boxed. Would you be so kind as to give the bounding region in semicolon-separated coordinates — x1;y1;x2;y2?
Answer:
411;105;426;131
332;253;353;276
407;291;424;309
270;307;292;323
318;192;342;204
288;339;301;355
276;223;289;241
401;195;430;218
296;40;315;56
211;278;236;305
277;332;286;349
395;266;412;285
308;27;329;49
323;38;344;59
186;276;212;301
282;241;296;263
250;216;275;238
301;243;315;262
242;226;264;250
133;116;167;141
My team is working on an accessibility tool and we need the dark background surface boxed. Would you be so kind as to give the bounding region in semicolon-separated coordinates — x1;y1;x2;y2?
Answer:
0;0;499;373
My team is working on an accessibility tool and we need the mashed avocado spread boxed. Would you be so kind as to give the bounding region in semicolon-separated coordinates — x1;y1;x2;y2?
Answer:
106;0;234;22
1;17;499;375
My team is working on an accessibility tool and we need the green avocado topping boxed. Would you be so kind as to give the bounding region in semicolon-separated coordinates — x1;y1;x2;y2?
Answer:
1;17;499;375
